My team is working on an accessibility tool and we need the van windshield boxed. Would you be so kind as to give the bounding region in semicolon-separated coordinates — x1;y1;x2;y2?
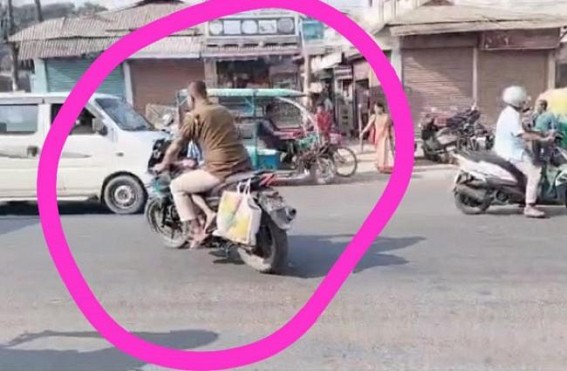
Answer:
96;98;152;131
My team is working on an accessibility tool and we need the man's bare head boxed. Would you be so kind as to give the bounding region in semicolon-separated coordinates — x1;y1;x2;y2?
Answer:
188;81;208;102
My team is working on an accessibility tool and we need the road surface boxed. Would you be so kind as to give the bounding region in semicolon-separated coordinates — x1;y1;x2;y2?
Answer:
1;170;566;370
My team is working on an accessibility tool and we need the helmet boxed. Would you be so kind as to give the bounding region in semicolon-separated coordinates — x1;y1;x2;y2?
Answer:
502;86;528;108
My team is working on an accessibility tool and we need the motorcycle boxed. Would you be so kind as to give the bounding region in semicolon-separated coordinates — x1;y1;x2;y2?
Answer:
144;138;297;274
458;119;494;152
420;106;482;163
452;135;567;215
278;133;337;185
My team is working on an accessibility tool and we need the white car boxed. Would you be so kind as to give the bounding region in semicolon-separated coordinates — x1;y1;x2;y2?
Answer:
0;92;168;215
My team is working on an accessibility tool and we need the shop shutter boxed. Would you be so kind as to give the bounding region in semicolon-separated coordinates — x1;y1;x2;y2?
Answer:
46;58;125;97
403;48;474;127
129;59;205;114
478;50;548;125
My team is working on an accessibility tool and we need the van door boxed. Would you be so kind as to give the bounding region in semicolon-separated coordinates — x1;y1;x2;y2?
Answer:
0;100;44;199
51;102;118;198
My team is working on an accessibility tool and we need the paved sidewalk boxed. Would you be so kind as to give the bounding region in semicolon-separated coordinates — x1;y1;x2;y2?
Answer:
346;142;455;175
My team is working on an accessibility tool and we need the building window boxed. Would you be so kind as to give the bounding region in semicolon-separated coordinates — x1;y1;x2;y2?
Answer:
0;104;39;135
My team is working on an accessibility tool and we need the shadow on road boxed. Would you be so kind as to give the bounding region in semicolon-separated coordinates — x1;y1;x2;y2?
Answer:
0;329;218;371
0;202;113;236
284;235;424;279
0;202;110;217
0;217;38;237
484;206;567;217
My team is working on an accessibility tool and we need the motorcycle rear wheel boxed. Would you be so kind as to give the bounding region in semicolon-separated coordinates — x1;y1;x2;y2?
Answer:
145;198;190;249
237;214;288;274
454;191;490;215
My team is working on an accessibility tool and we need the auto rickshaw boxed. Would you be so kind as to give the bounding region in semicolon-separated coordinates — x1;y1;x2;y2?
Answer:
175;88;337;185
536;88;567;148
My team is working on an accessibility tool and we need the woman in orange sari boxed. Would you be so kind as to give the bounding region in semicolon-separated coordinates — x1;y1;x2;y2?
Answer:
361;102;394;173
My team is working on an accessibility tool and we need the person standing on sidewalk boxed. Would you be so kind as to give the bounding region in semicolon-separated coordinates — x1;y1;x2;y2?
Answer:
360;102;394;174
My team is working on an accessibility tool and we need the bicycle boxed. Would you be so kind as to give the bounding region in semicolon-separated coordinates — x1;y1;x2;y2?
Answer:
321;132;359;178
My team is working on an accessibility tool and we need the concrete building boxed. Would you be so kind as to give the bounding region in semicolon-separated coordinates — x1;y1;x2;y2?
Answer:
382;4;567;124
9;0;205;114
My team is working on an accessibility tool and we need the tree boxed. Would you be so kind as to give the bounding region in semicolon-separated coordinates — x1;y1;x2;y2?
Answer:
74;2;108;16
34;0;43;22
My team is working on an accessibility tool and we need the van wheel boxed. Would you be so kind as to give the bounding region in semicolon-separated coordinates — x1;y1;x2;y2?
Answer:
103;175;146;215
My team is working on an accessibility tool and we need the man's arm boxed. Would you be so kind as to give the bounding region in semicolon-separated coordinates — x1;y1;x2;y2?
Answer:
519;129;553;143
158;115;195;168
161;137;186;167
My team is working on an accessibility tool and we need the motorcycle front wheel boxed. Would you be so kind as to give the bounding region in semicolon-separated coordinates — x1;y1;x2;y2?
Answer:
237;214;289;275
145;198;190;249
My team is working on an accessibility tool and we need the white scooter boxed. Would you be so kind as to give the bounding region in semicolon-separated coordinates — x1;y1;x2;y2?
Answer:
452;136;567;215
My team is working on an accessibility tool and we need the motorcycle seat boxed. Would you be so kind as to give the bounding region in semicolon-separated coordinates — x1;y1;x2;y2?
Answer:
206;170;267;197
224;170;265;184
463;150;526;185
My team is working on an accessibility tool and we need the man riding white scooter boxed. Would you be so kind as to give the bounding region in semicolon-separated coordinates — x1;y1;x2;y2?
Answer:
494;86;556;218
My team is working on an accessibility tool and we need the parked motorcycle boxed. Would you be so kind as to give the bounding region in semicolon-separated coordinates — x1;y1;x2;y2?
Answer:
452;135;567;215
420;106;482;163
144;138;297;274
459;119;494;152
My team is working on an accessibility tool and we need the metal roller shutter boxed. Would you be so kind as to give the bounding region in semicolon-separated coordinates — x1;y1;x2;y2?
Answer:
129;59;205;114
403;48;474;127
478;50;548;125
46;58;125;97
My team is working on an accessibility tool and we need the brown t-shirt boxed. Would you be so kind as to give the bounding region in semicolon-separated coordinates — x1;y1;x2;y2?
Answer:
179;100;252;180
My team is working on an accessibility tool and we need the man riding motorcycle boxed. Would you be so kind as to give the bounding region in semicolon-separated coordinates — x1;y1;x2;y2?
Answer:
153;81;253;247
494;86;556;218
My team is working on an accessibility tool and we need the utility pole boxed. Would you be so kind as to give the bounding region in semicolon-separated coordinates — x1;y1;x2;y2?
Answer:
34;0;43;22
7;0;19;91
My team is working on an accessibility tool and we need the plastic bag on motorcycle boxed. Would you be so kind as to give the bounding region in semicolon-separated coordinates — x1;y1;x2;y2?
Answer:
214;181;262;246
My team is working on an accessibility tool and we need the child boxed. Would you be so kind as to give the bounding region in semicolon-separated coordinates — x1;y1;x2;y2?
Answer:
172;115;217;234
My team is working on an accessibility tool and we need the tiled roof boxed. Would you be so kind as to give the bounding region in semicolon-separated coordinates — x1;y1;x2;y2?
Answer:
11;0;201;60
387;5;567;36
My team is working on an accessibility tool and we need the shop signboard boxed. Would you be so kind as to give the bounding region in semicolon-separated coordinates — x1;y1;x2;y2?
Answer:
206;10;300;38
301;17;325;44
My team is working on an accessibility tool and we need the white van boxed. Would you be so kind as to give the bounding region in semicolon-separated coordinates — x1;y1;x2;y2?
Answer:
0;92;168;215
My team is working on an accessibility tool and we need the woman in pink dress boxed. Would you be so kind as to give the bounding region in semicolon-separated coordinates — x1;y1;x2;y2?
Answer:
361;102;394;173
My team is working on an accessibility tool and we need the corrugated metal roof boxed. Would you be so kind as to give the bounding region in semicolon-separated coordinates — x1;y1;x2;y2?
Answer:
18;38;120;59
130;36;202;58
11;1;198;41
18;36;201;60
11;1;202;60
387;5;567;36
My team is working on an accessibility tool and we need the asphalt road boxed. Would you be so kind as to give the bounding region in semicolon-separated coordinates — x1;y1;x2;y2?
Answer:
1;170;567;371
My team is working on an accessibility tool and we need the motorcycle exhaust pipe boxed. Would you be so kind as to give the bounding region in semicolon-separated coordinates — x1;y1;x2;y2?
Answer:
455;184;488;202
285;207;297;221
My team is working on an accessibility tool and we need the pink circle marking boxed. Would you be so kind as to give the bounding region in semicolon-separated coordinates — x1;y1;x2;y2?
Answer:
36;0;414;369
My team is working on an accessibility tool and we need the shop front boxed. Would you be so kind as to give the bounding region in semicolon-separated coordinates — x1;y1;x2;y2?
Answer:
203;10;302;90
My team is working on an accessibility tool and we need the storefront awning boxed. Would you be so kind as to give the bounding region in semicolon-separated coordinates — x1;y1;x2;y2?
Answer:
311;51;343;72
202;45;301;60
